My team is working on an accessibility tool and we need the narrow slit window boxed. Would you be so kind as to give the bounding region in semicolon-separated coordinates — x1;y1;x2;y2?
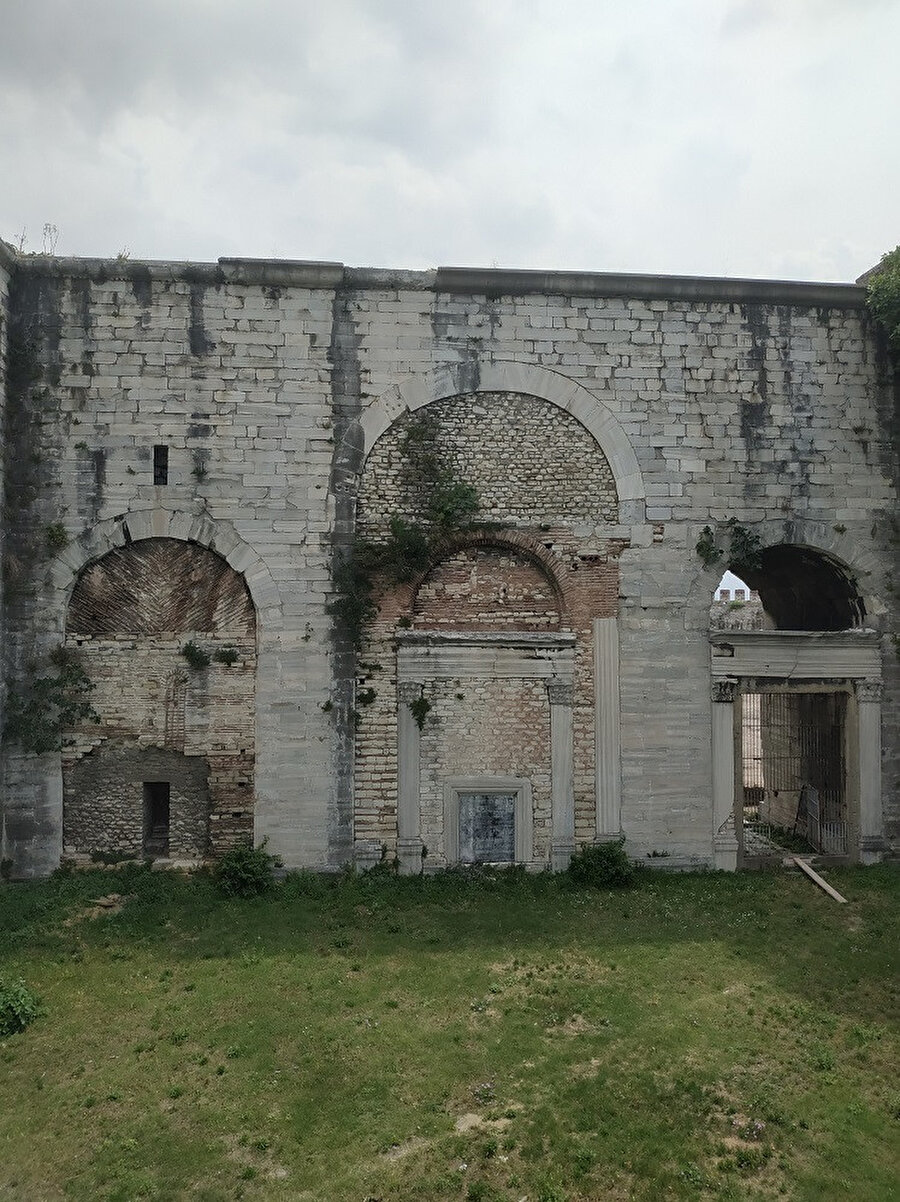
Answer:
153;445;168;485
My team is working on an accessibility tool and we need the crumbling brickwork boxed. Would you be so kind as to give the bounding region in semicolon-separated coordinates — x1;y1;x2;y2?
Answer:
62;538;256;860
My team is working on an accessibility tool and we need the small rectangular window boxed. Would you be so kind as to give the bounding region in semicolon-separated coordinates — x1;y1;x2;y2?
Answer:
153;445;168;485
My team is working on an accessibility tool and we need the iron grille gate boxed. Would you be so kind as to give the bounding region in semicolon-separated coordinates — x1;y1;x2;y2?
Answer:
741;691;848;856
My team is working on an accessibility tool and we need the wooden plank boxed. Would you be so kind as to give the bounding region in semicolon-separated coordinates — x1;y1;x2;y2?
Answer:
792;857;848;903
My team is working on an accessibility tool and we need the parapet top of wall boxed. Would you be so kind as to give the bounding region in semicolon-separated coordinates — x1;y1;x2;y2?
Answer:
4;244;868;308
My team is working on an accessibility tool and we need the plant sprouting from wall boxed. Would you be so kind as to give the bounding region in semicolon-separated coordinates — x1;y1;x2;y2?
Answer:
409;694;432;730
696;518;763;575
181;641;211;669
865;245;900;355
3;646;99;755
44;522;69;553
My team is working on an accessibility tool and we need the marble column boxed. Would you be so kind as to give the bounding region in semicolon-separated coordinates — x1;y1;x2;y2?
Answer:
548;680;576;871
593;617;622;840
856;679;883;864
396;681;424;874
711;678;739;871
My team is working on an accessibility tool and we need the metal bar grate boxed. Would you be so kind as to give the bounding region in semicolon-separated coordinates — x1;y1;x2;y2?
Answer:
741;691;847;855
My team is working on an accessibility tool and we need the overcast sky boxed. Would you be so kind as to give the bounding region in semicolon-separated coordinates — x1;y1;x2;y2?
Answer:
2;0;897;281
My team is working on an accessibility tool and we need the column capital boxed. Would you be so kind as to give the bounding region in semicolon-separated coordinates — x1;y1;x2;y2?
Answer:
546;680;574;706
856;679;883;703
711;678;737;704
397;681;421;705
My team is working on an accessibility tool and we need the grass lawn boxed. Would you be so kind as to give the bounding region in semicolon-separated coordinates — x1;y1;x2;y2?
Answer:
0;862;897;1201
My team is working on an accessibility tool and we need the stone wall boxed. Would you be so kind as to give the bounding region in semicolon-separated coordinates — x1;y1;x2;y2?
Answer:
66;744;210;861
0;251;896;875
418;677;552;867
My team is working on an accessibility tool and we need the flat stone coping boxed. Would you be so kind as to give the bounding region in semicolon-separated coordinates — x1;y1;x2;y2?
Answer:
4;245;867;308
710;628;881;648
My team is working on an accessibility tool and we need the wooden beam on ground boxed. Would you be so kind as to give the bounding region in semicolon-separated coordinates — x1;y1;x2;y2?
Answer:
791;857;848;903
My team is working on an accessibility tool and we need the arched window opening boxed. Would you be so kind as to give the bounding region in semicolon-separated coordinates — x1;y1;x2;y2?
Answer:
739;545;865;632
710;546;864;632
710;569;765;631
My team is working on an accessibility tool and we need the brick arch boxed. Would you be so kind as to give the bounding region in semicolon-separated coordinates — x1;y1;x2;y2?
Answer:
351;361;645;510
47;507;283;635
68;538;256;637
410;529;571;630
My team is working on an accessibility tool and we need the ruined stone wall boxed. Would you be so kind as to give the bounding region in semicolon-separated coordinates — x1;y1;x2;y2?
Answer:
0;260;343;875
1;253;896;874
0;246;10;767
345;282;897;863
354;392;621;864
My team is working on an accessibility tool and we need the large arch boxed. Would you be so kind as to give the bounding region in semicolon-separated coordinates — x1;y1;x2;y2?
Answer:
351;362;645;512
47;506;283;636
61;531;261;863
689;517;886;633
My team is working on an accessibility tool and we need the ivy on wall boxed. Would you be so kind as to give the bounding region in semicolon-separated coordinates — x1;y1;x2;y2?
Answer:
332;414;481;647
865;245;900;356
3;646;99;755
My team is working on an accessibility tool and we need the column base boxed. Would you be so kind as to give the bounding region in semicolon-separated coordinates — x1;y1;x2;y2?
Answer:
397;837;425;875
551;838;576;872
858;836;885;865
353;840;383;873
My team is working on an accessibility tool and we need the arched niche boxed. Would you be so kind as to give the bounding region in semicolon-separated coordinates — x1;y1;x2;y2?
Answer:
63;538;257;862
413;544;563;632
358;392;620;538
69;538;256;637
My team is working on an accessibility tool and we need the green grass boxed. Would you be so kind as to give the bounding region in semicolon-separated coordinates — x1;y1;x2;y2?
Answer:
0;863;897;1201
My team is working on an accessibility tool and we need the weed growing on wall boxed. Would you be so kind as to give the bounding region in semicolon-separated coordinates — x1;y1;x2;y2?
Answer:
695;517;763;575
865;246;900;354
409;694;432;730
3;646;99;755
332;413;481;647
181;641;211;669
44;522;69;553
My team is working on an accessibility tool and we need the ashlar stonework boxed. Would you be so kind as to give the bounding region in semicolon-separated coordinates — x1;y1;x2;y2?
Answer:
0;243;896;877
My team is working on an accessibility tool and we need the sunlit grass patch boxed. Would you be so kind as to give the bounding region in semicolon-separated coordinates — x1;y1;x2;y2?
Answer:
0;862;897;1199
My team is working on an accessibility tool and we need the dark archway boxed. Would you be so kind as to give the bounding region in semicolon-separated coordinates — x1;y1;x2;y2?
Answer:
736;544;865;632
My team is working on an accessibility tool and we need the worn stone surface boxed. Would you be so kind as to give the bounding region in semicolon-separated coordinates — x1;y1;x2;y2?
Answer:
0;248;896;875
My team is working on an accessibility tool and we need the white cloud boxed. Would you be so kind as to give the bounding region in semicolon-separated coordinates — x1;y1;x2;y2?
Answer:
1;0;897;278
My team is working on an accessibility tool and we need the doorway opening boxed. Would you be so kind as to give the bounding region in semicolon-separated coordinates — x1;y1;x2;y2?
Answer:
143;782;171;858
739;690;848;863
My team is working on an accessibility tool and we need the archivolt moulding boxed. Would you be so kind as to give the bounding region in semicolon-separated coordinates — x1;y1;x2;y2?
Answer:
354;361;645;508
47;507;284;632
